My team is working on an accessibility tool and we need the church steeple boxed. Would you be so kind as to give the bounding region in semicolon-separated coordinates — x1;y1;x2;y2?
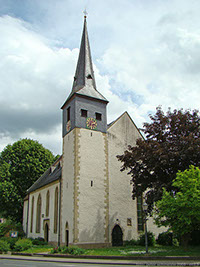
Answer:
62;15;108;136
63;16;108;106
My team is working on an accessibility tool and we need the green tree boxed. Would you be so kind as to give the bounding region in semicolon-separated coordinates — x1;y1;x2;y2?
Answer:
117;107;200;211
0;139;58;222
154;166;200;247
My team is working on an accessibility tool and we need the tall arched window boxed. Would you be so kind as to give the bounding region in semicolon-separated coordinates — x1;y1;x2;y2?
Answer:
54;187;58;233
30;196;34;233
36;194;42;233
46;191;50;217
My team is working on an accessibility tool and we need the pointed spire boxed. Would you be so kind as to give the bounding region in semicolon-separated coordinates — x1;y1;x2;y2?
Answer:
63;15;108;106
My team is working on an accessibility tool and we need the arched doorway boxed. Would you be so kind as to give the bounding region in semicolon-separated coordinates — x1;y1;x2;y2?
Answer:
65;222;69;247
112;225;123;246
44;223;49;243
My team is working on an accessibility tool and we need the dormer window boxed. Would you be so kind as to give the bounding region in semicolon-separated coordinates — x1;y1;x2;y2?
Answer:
87;74;92;79
81;109;88;117
95;112;102;121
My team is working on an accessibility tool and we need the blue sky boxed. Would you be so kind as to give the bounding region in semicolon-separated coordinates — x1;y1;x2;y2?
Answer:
0;0;200;155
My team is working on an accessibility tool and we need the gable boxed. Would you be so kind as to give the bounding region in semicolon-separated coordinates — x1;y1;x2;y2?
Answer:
107;112;143;149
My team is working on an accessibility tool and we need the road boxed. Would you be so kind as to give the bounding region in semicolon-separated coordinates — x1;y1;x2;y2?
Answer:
1;259;199;267
0;259;142;267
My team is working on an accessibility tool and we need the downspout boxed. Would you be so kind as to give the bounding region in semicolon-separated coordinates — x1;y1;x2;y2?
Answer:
58;177;61;246
26;194;29;237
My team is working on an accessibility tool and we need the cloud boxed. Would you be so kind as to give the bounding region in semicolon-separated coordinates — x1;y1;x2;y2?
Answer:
0;15;78;154
0;0;200;155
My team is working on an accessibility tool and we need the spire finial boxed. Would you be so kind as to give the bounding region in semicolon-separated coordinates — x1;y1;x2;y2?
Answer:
83;8;88;19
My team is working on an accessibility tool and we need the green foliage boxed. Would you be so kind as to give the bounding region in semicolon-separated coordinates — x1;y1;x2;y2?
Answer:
32;237;47;246
0;138;58;222
117;107;200;212
156;231;173;246
50;246;85;255
0;237;18;250
138;231;156;247
189;230;200;246
61;246;85;255
155;165;200;247
14;238;32;251
0;239;10;253
0;219;24;238
124;239;138;246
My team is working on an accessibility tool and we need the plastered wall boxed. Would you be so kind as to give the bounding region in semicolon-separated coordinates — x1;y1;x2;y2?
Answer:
27;181;59;242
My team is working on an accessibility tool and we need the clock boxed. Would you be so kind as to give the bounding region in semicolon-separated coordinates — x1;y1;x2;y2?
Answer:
86;117;97;130
66;120;71;132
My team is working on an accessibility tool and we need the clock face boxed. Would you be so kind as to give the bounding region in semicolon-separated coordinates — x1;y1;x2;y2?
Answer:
86;117;97;130
66;120;71;132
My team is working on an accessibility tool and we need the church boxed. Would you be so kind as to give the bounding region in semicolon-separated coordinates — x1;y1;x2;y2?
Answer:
23;15;164;247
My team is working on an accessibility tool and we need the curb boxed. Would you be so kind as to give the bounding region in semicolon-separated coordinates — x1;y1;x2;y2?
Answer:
11;252;200;261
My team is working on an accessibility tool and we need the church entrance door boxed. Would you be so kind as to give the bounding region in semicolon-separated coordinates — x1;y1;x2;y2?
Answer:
44;223;49;243
112;225;123;246
65;230;69;247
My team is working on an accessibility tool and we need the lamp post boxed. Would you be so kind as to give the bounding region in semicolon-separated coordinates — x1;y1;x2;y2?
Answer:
143;202;148;254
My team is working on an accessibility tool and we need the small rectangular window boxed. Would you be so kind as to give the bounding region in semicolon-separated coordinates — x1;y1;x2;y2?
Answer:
91;181;93;187
95;112;102;121
127;218;132;226
81;109;88;117
67;107;70;122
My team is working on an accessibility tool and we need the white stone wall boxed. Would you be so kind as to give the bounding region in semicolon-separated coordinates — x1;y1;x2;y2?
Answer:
108;112;143;241
61;129;75;245
77;128;108;244
27;182;59;242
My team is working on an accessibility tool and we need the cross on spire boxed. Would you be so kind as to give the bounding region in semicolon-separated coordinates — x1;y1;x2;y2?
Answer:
83;9;88;18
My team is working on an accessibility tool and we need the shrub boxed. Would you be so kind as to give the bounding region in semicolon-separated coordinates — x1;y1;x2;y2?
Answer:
0;240;10;253
156;231;173;246
0;237;18;250
14;238;32;251
189;230;200;246
124;239;138;246
0;219;24;238
61;246;85;255
138;231;156;246
32;237;47;246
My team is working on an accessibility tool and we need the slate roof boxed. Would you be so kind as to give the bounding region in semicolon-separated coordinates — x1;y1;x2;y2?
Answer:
27;162;61;194
61;17;108;109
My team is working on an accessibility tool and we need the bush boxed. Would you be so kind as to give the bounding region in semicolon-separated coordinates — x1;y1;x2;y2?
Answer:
188;230;200;246
0;240;10;253
61;246;85;255
124;239;138;246
156;231;173;246
0;219;24;238
32;237;47;246
14;238;32;251
138;231;156;247
0;237;18;250
50;246;85;255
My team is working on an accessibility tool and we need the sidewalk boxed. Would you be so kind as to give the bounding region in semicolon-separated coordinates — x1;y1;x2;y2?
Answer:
0;253;200;266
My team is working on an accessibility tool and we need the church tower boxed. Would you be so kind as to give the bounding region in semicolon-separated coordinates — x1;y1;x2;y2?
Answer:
61;15;110;247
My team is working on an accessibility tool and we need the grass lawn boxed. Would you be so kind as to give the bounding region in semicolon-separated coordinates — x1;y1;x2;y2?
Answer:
84;245;200;257
22;245;53;254
22;245;200;257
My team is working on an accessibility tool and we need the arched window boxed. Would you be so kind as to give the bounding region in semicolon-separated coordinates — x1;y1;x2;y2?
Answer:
36;194;42;233
46;191;50;217
54;187;59;233
30;196;34;233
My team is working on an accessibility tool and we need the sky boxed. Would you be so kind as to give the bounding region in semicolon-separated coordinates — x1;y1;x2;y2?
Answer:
0;0;200;155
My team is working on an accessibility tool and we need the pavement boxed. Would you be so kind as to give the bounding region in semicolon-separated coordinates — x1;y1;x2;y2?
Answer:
0;253;200;266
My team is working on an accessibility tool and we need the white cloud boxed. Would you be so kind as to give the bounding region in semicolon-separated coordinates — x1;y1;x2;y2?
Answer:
0;0;200;155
